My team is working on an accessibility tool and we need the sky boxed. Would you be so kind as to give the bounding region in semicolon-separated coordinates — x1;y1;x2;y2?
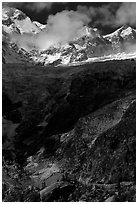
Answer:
3;2;136;34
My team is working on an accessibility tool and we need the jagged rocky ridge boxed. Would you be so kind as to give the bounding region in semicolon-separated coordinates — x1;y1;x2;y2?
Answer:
2;7;136;66
3;59;136;201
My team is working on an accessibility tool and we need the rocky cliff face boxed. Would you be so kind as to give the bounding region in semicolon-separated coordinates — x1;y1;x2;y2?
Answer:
2;59;136;201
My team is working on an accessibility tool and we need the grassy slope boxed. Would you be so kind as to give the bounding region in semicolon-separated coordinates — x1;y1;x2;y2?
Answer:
2;59;136;201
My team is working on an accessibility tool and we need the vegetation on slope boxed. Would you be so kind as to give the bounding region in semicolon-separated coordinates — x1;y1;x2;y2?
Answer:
2;59;136;201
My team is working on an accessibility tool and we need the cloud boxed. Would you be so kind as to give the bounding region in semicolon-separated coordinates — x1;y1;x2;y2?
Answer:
77;2;136;28
6;2;136;52
41;10;90;47
123;42;136;54
24;2;54;13
77;4;115;27
115;2;136;26
11;10;91;50
3;2;136;27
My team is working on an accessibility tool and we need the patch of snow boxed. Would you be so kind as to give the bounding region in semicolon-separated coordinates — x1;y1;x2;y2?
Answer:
13;17;40;34
87;52;136;62
2;7;11;20
33;21;46;30
2;13;9;21
63;52;136;67
61;55;71;64
2;25;12;34
120;27;133;38
74;44;86;50
46;53;61;63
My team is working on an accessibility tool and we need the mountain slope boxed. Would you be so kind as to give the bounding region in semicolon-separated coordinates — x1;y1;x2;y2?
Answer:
103;24;136;52
2;7;136;66
2;59;136;201
2;7;42;34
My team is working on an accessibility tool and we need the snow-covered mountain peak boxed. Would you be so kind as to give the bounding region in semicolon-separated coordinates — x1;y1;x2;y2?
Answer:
2;7;41;34
119;24;130;31
117;24;135;37
2;7;26;21
120;26;135;38
104;24;135;39
2;7;136;66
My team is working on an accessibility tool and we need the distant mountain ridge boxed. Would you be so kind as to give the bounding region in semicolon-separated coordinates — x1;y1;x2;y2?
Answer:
2;7;136;66
103;24;136;52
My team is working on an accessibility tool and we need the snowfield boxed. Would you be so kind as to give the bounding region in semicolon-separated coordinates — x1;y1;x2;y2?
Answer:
59;52;136;67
